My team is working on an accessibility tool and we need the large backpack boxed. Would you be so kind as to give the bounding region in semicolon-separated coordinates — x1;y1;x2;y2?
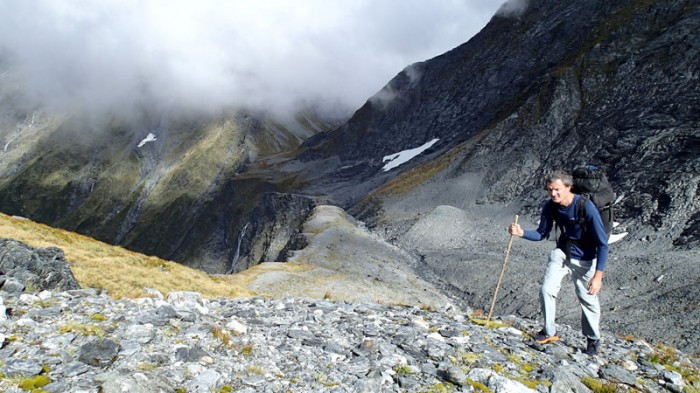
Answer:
571;165;615;239
548;165;615;242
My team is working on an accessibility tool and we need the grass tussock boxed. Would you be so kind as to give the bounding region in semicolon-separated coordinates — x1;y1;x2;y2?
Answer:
16;374;51;391
0;213;256;299
581;376;618;393
469;318;511;330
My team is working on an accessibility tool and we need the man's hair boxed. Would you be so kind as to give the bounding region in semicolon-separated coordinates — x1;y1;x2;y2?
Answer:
544;170;573;189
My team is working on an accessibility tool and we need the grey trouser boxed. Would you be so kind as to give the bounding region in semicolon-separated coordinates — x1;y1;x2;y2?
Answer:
540;248;601;340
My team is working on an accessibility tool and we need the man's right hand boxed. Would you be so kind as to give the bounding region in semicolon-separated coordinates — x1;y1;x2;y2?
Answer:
508;223;524;237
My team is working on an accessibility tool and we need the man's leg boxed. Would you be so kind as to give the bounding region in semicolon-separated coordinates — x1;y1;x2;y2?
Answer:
540;248;569;337
570;258;601;340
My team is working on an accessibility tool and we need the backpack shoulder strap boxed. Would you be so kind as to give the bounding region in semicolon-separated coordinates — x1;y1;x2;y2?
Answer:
561;195;594;260
577;194;593;235
545;200;562;237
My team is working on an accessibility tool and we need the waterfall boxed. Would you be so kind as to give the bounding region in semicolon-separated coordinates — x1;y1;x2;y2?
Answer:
227;222;249;274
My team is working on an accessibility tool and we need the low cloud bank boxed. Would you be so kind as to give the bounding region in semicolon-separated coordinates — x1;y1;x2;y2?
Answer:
0;0;502;119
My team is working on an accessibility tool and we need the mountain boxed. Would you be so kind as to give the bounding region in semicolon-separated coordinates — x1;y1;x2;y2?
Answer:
1;0;699;352
0;82;344;272
284;0;700;352
296;0;700;227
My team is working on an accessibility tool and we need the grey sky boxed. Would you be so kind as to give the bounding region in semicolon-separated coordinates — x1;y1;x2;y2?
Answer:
0;0;509;118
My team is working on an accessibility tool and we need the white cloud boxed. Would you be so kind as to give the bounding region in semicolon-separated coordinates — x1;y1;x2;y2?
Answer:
0;0;503;118
496;0;529;18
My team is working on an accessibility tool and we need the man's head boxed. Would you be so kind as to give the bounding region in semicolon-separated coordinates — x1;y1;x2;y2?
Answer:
544;170;574;206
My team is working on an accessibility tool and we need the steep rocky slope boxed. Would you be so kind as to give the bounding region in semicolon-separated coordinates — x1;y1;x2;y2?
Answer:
1;238;698;392
289;0;700;352
300;0;699;241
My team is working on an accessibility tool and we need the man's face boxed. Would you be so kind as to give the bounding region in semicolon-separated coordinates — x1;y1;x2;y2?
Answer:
546;179;572;204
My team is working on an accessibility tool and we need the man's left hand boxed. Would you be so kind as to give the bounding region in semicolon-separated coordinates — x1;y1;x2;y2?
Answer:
587;271;604;295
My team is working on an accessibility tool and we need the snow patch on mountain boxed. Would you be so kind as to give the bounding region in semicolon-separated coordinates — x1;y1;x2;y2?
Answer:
137;133;157;147
382;138;438;171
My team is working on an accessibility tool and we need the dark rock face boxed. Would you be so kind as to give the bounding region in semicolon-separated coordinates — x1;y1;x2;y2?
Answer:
224;192;316;274
0;238;80;292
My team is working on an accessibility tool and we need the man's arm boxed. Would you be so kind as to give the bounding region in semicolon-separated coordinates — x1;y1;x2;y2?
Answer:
584;200;609;271
508;201;553;241
584;200;609;295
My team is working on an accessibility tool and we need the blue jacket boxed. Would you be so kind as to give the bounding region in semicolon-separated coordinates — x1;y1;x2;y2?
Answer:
523;194;609;271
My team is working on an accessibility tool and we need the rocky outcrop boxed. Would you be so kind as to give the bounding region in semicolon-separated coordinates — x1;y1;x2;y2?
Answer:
0;238;80;292
226;192;317;274
0;289;697;392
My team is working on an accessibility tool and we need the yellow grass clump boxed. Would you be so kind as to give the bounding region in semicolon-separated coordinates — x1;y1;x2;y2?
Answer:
0;213;256;299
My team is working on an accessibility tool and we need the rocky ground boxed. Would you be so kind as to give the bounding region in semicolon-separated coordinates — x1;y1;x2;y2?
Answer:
2;200;699;393
0;208;699;392
1;287;698;393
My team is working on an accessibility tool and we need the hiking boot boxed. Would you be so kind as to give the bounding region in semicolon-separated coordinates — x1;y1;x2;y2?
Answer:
585;338;601;356
533;330;559;344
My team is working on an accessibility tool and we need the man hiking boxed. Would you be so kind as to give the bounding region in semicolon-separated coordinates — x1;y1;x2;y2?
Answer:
507;170;608;356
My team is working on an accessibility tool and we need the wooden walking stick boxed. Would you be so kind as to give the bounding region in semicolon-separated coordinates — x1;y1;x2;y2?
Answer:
487;215;519;323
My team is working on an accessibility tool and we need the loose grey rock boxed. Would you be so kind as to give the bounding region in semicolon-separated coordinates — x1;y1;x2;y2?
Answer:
600;364;638;386
78;338;121;367
1;277;25;293
442;365;467;386
175;345;209;363
664;370;684;386
96;372;159;393
189;369;223;393
545;344;571;359
549;367;593;393
468;368;538;393
0;358;43;378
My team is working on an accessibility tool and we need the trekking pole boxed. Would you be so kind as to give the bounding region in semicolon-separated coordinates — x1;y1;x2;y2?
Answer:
486;215;518;323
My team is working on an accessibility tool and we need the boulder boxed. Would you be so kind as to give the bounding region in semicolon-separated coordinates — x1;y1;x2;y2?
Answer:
0;238;81;292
